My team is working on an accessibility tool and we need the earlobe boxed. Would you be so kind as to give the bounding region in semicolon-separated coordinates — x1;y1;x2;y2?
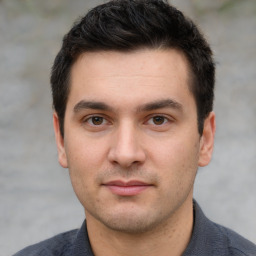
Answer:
53;112;68;168
198;112;216;167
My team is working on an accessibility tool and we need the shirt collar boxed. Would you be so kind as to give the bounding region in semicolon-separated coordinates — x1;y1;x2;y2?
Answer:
71;220;94;256
183;200;228;256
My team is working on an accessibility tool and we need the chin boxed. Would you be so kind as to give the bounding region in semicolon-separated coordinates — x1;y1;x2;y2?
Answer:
94;209;169;234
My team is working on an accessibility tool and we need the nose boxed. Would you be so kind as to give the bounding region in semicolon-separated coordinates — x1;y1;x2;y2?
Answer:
107;121;146;168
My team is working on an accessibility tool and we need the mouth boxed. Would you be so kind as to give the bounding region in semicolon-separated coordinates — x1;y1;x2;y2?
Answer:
102;180;153;196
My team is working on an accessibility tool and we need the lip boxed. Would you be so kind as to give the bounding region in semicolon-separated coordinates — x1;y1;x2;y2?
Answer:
103;180;152;196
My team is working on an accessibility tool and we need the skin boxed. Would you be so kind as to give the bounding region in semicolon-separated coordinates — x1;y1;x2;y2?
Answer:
53;49;215;256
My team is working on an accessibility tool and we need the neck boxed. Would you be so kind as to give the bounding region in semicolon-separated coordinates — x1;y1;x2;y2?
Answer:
86;199;194;256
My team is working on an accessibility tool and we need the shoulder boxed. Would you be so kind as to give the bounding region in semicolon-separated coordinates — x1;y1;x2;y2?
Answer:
185;201;256;256
13;229;78;256
215;223;256;256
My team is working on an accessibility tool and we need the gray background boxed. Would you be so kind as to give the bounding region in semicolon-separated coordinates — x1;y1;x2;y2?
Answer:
0;0;255;255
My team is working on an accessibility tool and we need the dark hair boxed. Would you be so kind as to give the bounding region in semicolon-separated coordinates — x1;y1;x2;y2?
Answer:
51;0;215;136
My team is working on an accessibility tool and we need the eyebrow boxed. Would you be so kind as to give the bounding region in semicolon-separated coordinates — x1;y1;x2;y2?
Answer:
73;100;113;113
73;98;183;113
138;99;183;112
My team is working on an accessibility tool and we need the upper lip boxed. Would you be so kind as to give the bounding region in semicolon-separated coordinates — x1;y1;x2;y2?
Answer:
103;180;151;186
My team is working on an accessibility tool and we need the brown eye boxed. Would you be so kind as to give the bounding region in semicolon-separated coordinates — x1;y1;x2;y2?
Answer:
89;116;105;125
152;116;166;125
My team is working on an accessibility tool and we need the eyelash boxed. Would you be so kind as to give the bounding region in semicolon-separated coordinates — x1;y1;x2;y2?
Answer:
82;114;173;128
146;115;170;126
83;115;109;126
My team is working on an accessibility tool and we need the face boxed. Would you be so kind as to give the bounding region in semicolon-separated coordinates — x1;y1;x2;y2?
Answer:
54;49;215;234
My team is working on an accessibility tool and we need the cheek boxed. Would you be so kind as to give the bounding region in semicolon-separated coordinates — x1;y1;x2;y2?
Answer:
65;135;115;199
150;138;194;164
65;138;107;206
150;137;199;181
65;134;109;168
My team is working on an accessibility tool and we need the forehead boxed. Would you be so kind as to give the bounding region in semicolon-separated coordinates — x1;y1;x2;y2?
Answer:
71;48;190;80
68;49;195;111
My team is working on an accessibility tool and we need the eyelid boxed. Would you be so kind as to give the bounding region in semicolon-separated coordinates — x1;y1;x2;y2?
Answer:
82;114;111;126
147;113;171;120
81;113;174;128
145;114;173;124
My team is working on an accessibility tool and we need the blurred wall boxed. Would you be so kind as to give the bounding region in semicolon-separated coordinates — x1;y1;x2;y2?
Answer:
0;0;255;255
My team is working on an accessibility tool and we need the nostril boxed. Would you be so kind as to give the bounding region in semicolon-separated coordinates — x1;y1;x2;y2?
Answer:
108;148;146;168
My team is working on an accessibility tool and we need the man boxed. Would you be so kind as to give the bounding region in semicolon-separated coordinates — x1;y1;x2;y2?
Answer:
14;0;256;255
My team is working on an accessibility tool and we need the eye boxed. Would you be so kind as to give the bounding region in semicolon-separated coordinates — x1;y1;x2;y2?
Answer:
148;116;168;125
86;116;107;126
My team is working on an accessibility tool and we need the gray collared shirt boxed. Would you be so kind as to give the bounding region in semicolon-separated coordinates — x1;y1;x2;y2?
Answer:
13;201;256;256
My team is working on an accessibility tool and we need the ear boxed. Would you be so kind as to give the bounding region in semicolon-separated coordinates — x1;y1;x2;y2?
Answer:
53;112;68;168
198;112;216;167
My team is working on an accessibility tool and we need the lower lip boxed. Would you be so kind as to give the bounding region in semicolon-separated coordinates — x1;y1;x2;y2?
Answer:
104;185;150;196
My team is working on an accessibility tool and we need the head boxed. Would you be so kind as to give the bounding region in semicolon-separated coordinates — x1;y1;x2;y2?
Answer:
52;0;216;237
51;0;215;138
